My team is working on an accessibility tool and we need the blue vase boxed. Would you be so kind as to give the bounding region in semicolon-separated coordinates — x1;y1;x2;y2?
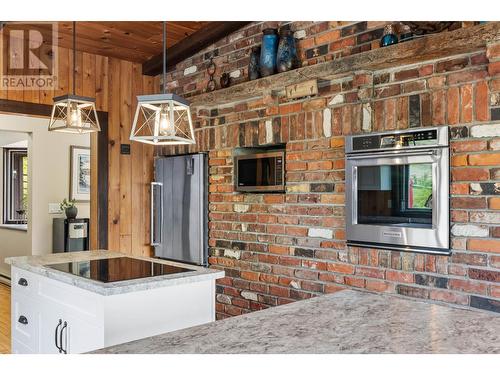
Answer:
380;24;398;47
277;29;299;73
259;28;278;77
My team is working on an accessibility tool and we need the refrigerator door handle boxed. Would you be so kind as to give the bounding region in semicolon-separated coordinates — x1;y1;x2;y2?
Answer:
186;156;195;175
151;182;163;246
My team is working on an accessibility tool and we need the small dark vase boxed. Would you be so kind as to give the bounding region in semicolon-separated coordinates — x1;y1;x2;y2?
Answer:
220;73;231;88
380;24;398;47
276;29;299;73
65;206;78;220
399;25;413;42
248;46;261;81
259;28;279;77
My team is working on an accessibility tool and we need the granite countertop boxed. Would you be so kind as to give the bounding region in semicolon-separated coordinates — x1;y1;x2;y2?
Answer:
5;250;224;296
93;289;500;354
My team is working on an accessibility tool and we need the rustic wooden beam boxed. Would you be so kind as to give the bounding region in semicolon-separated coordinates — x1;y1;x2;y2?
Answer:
189;22;500;107
143;21;252;76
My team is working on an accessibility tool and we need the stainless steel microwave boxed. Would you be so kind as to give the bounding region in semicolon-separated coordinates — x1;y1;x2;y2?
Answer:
234;150;285;192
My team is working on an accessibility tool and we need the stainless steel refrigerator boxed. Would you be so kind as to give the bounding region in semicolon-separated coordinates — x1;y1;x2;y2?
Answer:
151;153;208;266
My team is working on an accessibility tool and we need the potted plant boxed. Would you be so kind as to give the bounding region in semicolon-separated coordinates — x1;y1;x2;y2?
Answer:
60;198;78;219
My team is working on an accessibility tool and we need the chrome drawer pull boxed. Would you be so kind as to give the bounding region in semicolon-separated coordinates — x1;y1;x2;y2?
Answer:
18;278;28;287
18;315;28;325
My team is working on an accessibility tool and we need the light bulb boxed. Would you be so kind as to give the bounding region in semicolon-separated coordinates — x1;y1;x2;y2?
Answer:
68;103;82;129
158;107;175;136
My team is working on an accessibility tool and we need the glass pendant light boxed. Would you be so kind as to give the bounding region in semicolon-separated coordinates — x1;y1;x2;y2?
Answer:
130;21;195;145
49;22;100;134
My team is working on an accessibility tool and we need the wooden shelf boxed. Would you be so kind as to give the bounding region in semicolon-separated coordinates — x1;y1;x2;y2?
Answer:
189;22;500;108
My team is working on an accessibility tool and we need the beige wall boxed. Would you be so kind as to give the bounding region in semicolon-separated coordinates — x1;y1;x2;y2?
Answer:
0;114;90;278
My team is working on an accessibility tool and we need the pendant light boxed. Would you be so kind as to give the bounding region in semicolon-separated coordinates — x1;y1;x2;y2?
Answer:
130;21;195;145
49;22;100;134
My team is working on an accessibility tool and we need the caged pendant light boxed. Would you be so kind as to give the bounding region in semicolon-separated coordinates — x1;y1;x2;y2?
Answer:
49;22;100;134
129;21;195;145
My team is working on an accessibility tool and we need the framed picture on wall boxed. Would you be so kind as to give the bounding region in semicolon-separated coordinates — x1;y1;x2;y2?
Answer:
70;146;91;202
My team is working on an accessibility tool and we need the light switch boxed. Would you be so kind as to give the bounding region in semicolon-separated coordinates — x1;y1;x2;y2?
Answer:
48;203;63;214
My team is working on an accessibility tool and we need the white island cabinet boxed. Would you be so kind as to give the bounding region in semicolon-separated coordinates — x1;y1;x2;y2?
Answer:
6;251;224;354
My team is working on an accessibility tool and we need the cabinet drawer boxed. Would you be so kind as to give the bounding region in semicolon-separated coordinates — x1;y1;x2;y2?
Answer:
12;338;35;354
11;295;38;351
11;267;38;298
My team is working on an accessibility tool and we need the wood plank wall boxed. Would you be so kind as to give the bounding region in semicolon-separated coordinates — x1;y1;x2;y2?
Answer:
0;45;155;256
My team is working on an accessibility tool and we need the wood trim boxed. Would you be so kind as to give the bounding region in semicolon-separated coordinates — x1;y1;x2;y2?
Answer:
96;112;108;249
0;98;108;249
142;21;252;76
187;22;500;107
0;100;52;117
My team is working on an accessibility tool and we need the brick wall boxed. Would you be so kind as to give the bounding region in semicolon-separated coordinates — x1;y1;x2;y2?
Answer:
157;21;500;317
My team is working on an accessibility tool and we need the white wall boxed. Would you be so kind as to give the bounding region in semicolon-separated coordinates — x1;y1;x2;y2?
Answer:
0;114;90;278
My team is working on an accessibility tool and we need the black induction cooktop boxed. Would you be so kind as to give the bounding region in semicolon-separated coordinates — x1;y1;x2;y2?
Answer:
45;256;192;283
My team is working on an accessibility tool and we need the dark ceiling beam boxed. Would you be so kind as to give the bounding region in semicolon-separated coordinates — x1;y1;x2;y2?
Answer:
143;21;252;76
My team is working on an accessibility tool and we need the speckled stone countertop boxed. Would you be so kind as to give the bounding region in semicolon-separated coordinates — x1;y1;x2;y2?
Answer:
93;289;500;354
5;250;224;296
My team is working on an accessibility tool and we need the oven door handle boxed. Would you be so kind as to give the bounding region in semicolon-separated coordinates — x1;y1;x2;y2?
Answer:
347;150;437;160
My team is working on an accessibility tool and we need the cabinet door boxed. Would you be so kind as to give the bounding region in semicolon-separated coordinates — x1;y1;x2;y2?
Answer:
38;308;103;354
38;309;64;354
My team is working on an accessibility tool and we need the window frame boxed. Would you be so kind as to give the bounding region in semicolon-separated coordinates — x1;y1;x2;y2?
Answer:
3;147;28;224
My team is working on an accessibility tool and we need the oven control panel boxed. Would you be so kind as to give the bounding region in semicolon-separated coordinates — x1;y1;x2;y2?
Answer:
352;129;438;151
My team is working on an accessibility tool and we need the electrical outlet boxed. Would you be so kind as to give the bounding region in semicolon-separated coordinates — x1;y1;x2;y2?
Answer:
48;203;62;214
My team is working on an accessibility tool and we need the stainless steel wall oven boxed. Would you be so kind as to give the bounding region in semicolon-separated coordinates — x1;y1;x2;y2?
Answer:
345;127;450;255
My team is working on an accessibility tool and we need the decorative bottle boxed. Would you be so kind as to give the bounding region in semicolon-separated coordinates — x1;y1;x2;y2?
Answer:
399;24;413;42
259;28;279;77
380;24;398;47
276;29;299;73
248;46;261;81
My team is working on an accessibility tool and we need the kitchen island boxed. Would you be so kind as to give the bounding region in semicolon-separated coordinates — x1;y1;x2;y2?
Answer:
93;289;500;354
6;250;224;354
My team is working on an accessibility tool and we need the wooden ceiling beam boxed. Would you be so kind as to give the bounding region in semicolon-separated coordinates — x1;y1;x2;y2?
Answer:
143;21;252;76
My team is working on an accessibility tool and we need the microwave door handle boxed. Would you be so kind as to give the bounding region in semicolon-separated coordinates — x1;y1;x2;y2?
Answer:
347;150;437;160
150;182;163;246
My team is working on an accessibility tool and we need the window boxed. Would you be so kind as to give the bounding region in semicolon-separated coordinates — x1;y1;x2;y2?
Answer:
3;148;28;224
405;164;433;210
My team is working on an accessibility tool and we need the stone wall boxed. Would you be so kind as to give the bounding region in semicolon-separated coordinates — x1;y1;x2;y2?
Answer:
157;21;500;317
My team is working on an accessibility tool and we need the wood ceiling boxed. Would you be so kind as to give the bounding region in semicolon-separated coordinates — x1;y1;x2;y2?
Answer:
1;21;250;74
37;21;211;63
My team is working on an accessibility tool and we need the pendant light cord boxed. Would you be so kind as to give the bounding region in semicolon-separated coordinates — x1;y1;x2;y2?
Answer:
73;21;76;95
163;21;166;94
